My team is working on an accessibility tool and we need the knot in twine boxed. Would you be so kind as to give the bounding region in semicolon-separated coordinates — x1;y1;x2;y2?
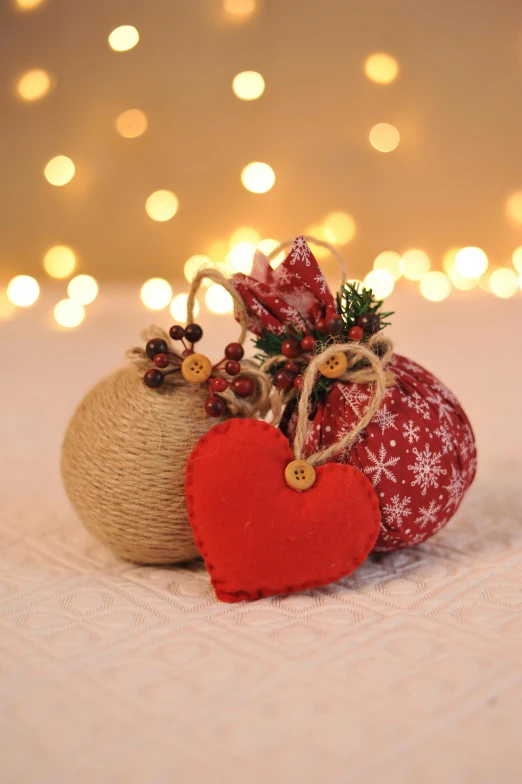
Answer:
127;269;272;419
293;333;395;467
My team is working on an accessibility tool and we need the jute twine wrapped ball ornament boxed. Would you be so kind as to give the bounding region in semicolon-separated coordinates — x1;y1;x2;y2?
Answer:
61;270;271;564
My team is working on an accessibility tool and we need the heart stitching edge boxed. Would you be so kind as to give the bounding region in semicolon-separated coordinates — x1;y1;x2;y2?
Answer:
185;419;381;602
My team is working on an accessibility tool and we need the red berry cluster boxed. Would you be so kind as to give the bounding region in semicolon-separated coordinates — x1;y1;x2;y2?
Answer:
272;310;381;392
143;323;255;417
272;334;316;391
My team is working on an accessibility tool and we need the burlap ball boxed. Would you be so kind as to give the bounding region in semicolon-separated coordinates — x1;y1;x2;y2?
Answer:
61;365;224;564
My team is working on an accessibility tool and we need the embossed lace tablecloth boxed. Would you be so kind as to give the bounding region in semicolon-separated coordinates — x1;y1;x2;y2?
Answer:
1;287;522;784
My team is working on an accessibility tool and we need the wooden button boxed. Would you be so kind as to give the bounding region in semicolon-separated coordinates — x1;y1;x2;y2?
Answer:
319;350;348;379
181;353;212;383
284;459;316;491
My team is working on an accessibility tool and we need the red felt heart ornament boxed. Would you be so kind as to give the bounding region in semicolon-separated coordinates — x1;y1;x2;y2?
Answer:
185;418;381;602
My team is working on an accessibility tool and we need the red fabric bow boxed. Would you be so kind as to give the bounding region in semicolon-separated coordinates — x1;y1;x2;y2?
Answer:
232;236;338;336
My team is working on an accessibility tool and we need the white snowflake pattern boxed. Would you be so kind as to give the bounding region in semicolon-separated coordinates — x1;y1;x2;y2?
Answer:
382;494;412;529
364;444;400;485
402;419;420;443
434;424;453;455
334;417;364;459
272;265;292;287
466;452;477;483
443;465;466;509
313;272;328;295
289;237;312;266
250;299;268;318
247;316;263;334
401;358;425;375
430;377;459;406
414;499;441;529
431;517;449;535
339;384;370;415
408;444;447;495
279;305;307;330
372;404;399;434
405;391;431;420
460;426;475;460
303;421;318;452
426;392;454;425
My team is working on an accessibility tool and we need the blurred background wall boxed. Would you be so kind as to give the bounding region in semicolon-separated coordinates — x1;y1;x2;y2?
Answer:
1;0;522;325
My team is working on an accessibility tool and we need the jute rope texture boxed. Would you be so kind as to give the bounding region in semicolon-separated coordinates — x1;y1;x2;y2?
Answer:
293;336;394;466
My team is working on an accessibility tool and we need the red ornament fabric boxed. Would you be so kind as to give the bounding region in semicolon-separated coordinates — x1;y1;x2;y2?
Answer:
232;237;478;552
185;419;381;602
233;236;337;337
285;354;477;551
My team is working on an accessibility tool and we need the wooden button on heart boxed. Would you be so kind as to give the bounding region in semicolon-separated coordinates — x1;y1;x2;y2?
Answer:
319;350;348;379
284;459;316;490
181;353;212;383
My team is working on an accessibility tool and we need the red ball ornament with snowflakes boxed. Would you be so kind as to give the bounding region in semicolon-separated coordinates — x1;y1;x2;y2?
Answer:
285;354;476;551
232;236;477;552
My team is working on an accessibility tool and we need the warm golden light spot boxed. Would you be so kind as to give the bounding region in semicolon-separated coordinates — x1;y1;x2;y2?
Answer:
364;53;399;85
145;190;179;221
506;192;522;225
369;123;400;153
0;288;16;321
7;275;39;307
401;249;430;280
304;226;330;259
68;275;98;305
205;284;234;314
170;293;199;323
230;227;261;246
16;0;45;9
455;246;488;278
478;273;492;293
184;255;212;283
115;109;147;138
44;155;75;186
241;162;275;194
442;248;476;290
419;271;451;302
512;246;522;274
442;248;459;273
17;69;52;101
232;71;265;101
373;251;402;281
447;265;477;291
223;0;256;21
257;238;284;266
54;299;85;328
489;268;519;298
207;240;229;262
324;211;356;245
140;278;172;310
43;246;76;279
227;242;256;274
363;269;395;299
108;25;139;52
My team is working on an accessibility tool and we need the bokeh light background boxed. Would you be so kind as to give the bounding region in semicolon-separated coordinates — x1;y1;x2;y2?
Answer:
2;0;522;328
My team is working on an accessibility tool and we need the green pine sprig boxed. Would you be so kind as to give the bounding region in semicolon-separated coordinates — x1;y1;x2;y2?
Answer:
252;282;394;401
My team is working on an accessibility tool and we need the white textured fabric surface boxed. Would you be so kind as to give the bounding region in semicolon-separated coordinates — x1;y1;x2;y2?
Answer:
1;287;521;783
